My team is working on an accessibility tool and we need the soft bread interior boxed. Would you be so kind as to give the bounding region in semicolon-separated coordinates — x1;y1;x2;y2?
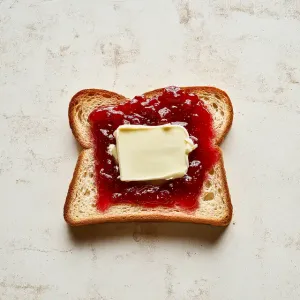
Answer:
70;87;233;148
143;87;233;144
69;89;127;148
64;87;233;226
65;149;231;225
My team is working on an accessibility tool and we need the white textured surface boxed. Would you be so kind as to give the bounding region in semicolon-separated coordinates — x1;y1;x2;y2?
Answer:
1;0;300;299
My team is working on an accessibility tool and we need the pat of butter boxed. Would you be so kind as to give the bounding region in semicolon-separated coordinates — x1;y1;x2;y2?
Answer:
109;124;197;182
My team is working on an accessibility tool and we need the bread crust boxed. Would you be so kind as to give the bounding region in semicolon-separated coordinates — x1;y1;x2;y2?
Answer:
143;87;233;145
64;87;233;226
69;89;127;148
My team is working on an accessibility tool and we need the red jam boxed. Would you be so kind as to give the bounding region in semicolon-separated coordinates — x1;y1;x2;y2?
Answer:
89;87;219;211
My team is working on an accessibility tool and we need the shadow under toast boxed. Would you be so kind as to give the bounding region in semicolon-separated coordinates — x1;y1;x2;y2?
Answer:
67;222;229;246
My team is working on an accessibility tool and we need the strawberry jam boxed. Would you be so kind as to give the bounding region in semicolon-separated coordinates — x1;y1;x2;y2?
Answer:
89;87;219;211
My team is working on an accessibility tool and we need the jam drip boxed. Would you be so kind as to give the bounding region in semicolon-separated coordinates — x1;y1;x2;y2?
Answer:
89;87;219;211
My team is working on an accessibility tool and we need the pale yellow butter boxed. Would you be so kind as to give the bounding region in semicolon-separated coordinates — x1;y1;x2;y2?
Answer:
109;124;197;182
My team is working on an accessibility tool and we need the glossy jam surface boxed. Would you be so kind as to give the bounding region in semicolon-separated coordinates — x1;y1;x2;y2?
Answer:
89;87;219;211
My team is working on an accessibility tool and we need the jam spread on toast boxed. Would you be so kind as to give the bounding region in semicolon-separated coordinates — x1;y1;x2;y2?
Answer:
89;87;219;211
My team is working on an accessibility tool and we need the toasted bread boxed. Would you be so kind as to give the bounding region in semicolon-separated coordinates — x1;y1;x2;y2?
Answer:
64;87;233;226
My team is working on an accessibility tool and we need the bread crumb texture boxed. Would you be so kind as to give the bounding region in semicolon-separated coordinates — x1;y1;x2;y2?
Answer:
65;87;233;226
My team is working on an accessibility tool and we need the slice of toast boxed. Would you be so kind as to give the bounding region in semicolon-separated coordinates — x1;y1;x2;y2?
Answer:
64;87;233;226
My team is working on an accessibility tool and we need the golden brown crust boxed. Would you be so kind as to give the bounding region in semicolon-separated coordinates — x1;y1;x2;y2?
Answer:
64;156;232;227
69;89;127;148
65;87;233;226
216;152;233;225
143;86;233;145
64;151;85;224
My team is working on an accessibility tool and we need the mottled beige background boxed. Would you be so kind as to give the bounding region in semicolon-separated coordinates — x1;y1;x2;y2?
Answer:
1;0;300;299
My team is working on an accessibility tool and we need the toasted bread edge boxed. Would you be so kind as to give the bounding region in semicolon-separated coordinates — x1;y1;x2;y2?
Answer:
64;86;233;226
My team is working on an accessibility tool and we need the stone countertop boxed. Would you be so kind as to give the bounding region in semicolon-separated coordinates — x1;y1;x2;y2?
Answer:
1;1;300;299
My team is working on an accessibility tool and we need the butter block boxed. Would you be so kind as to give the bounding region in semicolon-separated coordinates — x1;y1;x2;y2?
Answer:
111;124;197;182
